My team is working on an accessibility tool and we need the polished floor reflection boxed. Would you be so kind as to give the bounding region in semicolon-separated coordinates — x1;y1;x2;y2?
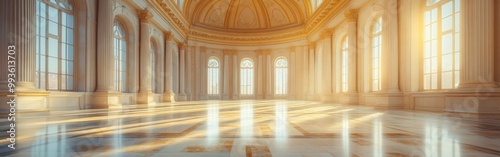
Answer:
1;100;500;157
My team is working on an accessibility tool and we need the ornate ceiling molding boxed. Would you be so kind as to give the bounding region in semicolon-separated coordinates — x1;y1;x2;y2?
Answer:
146;0;351;45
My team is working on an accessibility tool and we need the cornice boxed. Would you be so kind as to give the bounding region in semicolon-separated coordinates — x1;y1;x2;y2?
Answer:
148;0;190;38
141;0;351;45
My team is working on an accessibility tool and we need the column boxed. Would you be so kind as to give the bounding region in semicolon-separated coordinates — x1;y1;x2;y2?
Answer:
91;0;121;108
446;0;499;113
265;50;273;99
0;0;50;111
302;46;309;100
344;9;359;105
458;0;497;89
186;46;193;100
381;0;400;93
178;43;187;100
163;32;175;102
320;30;333;102
288;47;296;99
137;10;155;106
232;50;239;99
307;42;316;100
199;46;208;100
222;50;230;100
372;0;403;109
257;50;264;99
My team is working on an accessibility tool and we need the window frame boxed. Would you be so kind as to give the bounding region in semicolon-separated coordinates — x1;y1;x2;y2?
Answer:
113;19;128;93
341;36;349;93
207;57;220;95
422;0;461;91
35;0;76;91
240;58;255;95
274;57;288;95
370;16;383;92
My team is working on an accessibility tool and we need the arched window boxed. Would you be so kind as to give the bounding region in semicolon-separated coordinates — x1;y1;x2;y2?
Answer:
240;59;254;95
423;0;460;90
35;0;75;90
150;42;157;93
371;17;382;91
341;37;349;92
208;58;220;95
113;20;127;92
275;58;288;95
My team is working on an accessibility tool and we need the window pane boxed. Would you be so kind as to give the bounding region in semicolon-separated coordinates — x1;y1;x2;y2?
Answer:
442;72;452;89
48;38;58;57
48;73;58;90
48;57;58;73
442;33;453;54
48;6;58;22
442;2;453;18
48;21;58;36
442;16;452;31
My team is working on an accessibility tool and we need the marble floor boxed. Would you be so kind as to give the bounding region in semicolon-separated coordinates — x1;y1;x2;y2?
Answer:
1;100;500;157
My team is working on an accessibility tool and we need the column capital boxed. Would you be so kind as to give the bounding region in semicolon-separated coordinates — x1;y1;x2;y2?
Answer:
290;46;296;52
321;29;334;39
138;9;153;23
265;49;272;55
344;9;359;22
232;50;238;56
308;42;316;49
164;31;174;41
178;43;186;51
200;46;207;53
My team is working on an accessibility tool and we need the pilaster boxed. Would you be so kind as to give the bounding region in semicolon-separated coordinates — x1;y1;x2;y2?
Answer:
177;43;187;101
163;32;175;102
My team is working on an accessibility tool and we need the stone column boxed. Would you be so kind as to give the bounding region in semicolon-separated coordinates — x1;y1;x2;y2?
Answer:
185;46;193;100
92;0;121;109
302;46;309;100
381;1;400;93
320;30;333;102
288;47;296;99
344;9;359;105
222;50;230;100
372;0;403;109
163;32;175;102
265;50;273;99
0;0;50;112
257;50;264;99
307;42;316;100
199;46;208;100
446;0;500;113
136;10;155;106
177;43;187;100
232;50;239;99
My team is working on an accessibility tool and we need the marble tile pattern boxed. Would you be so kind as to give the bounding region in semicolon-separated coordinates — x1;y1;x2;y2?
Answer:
1;100;500;157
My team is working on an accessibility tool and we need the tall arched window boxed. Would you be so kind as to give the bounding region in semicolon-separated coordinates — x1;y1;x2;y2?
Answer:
208;58;220;95
371;17;382;91
240;59;254;95
113;20;127;92
341;37;349;92
151;42;157;93
423;0;460;90
35;0;74;90
275;58;288;95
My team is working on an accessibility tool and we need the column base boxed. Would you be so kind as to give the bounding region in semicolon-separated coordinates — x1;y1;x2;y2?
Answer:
306;94;316;101
444;90;500;113
256;94;264;99
320;94;334;102
222;94;230;100
137;92;156;106
265;94;274;99
339;93;359;105
0;91;50;113
92;91;122;109
163;93;176;102
365;92;404;110
231;94;239;100
198;94;208;100
177;93;187;101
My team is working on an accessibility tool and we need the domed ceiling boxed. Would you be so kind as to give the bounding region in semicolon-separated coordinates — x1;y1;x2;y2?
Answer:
184;0;312;32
